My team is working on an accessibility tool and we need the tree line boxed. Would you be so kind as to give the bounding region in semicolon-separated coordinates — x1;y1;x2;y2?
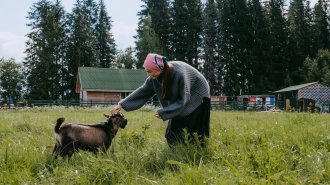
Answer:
135;0;330;99
1;0;330;101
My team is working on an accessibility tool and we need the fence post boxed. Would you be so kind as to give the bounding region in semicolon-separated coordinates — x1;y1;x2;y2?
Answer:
286;99;290;112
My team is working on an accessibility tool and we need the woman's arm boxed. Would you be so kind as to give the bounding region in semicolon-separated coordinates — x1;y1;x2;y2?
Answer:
118;77;156;111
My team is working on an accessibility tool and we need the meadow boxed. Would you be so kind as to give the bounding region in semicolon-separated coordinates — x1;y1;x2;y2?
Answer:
0;106;330;184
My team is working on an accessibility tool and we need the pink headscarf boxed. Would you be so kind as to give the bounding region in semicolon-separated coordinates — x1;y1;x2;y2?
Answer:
143;53;167;71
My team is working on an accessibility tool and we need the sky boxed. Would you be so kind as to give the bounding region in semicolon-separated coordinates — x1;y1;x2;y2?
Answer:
0;0;318;63
0;0;144;62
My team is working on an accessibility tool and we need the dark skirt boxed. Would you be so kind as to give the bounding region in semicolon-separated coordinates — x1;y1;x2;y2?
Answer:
165;97;210;147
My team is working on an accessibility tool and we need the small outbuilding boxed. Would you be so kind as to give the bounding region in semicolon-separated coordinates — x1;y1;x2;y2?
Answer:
76;67;147;105
272;82;330;112
210;96;228;105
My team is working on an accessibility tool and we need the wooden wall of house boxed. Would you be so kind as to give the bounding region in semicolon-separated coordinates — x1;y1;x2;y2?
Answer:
87;92;121;101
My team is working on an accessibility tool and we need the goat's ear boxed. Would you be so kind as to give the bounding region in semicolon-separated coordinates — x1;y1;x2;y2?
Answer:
104;114;110;118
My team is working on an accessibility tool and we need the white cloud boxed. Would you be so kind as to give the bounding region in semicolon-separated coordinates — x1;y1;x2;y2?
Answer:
111;21;137;51
0;32;26;62
0;21;137;62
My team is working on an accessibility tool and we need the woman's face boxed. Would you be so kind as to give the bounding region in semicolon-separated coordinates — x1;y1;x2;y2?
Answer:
146;70;161;79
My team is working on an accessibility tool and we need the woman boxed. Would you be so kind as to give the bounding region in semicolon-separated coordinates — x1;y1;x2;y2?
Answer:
110;53;210;147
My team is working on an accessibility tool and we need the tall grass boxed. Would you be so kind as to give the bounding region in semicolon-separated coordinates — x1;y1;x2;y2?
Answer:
1;106;330;184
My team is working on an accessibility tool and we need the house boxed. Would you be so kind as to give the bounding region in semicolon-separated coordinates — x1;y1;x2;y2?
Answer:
76;67;147;105
272;82;330;112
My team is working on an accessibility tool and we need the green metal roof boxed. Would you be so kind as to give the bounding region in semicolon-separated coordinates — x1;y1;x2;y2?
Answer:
78;67;147;91
272;82;318;93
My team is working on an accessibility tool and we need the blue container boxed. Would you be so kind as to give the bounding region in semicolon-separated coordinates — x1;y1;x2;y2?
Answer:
270;97;275;105
6;97;13;104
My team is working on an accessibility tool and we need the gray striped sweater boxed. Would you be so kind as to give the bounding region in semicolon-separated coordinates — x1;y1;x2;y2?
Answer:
119;61;210;121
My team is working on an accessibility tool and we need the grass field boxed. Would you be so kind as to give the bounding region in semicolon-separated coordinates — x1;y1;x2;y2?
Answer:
1;106;330;184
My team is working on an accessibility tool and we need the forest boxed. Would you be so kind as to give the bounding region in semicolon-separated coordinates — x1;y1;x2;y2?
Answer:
1;0;330;101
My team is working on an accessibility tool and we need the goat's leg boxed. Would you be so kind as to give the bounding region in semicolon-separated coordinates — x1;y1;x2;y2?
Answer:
52;143;60;159
101;142;110;153
99;145;106;153
67;150;74;160
59;142;75;159
60;147;74;160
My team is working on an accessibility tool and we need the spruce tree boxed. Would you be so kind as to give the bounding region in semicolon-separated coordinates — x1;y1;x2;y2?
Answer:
24;0;66;100
95;0;116;68
170;0;202;67
217;0;250;98
66;0;98;99
287;0;313;85
246;0;272;94
216;0;231;97
311;0;330;53
83;0;98;29
264;0;289;90
202;0;222;95
134;17;163;68
186;0;203;67
53;0;67;100
146;0;171;57
137;0;150;22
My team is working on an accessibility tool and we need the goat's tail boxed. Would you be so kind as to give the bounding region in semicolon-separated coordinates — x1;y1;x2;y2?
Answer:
55;118;65;133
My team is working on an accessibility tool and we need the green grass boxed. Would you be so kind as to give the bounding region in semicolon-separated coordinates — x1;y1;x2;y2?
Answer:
1;106;330;184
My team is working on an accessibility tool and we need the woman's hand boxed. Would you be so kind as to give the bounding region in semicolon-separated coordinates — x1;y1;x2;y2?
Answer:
154;111;161;119
110;104;122;115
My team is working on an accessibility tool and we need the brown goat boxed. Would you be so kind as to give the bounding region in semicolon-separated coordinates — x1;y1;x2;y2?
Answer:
52;113;127;159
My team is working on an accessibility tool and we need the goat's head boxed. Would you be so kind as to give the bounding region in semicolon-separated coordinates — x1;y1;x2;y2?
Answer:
104;112;127;135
